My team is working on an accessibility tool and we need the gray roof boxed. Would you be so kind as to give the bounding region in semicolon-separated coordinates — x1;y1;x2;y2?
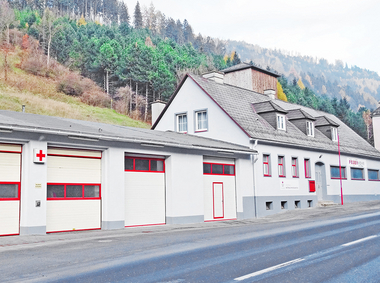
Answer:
221;62;281;78
253;101;288;114
287;109;316;121
0;110;255;154
314;116;339;127
187;75;380;159
373;106;380;117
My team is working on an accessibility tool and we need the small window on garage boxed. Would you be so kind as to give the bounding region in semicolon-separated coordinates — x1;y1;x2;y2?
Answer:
0;183;19;199
368;169;380;181
351;168;364;180
203;163;235;176
125;157;165;173
47;184;100;199
330;166;346;179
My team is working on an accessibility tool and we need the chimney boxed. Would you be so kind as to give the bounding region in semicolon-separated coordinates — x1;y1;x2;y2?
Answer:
264;89;276;100
151;100;166;125
202;71;224;84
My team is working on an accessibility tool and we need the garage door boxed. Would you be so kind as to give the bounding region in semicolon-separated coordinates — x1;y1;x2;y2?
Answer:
124;156;165;227
0;144;21;236
46;148;101;233
203;157;236;222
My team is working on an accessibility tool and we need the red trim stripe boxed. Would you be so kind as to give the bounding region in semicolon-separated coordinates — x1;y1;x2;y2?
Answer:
47;228;101;234
125;223;166;228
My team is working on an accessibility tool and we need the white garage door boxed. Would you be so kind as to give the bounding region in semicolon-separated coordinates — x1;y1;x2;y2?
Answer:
124;156;165;227
46;148;101;233
0;144;21;236
203;157;236;222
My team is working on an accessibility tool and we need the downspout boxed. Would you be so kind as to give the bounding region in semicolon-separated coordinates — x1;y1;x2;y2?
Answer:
250;138;259;218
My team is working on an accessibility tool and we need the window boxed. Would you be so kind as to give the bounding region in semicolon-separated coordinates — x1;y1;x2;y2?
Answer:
125;157;165;172
277;114;286;131
195;110;208;132
368;169;380;181
306;121;314;137
351;168;364;180
278;156;285;177
176;113;187;133
331;127;338;142
0;183;20;200
203;163;235;175
304;159;311;178
292;157;298;177
47;184;100;199
263;154;271;176
330;166;346;179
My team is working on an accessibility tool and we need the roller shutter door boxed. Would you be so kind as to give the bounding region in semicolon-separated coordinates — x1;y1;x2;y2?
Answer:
46;148;101;233
124;156;165;227
0;144;21;236
203;157;237;222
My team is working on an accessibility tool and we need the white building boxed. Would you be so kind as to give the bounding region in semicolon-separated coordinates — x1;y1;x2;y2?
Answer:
373;105;380;151
0;110;256;237
152;65;380;217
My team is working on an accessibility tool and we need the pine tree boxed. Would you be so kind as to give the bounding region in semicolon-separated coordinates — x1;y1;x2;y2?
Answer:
119;1;130;24
232;51;241;65
134;1;143;29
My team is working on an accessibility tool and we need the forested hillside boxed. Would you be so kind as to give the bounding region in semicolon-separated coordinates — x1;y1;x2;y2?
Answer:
226;40;380;111
0;0;374;141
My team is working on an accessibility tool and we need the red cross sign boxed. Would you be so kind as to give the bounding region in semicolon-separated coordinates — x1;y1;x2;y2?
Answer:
33;149;46;163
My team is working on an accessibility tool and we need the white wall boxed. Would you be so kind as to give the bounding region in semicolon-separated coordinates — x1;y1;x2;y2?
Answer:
373;116;380;151
155;78;249;146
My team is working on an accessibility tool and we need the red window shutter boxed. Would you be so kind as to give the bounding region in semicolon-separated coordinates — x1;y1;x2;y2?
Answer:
309;180;316;192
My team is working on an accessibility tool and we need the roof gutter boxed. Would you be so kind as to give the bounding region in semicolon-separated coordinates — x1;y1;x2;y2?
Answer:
1;124;257;155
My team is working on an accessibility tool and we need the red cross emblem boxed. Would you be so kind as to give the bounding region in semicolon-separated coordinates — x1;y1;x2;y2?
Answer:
33;149;46;163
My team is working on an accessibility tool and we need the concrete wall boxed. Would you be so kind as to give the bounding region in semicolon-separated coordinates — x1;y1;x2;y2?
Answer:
224;68;253;91
373;115;380;151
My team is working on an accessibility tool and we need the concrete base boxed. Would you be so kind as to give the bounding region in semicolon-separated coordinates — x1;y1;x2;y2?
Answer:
237;196;255;220
102;221;125;230
327;194;380;204
20;226;46;235
166;215;204;225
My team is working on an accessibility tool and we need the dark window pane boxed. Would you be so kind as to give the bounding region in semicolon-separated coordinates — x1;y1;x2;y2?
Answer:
224;165;235;175
331;167;340;178
212;164;223;174
0;184;18;198
135;159;149;171
125;158;134;170
368;170;379;180
151;160;164;171
66;185;83;198
352;168;364;179
47;185;64;198
84;185;100;198
203;163;211;174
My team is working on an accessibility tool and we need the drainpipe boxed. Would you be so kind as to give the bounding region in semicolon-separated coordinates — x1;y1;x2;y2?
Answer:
250;138;259;218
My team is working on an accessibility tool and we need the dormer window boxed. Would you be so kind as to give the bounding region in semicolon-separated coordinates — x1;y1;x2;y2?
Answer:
277;114;286;131
306;121;314;137
331;127;338;142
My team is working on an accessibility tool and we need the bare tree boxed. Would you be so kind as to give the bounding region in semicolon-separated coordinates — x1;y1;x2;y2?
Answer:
0;1;18;45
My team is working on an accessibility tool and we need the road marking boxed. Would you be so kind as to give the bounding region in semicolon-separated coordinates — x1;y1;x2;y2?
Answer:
234;258;304;281
341;235;378;247
98;240;113;243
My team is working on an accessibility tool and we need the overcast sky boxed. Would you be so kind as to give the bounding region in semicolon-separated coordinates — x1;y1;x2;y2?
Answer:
129;0;380;74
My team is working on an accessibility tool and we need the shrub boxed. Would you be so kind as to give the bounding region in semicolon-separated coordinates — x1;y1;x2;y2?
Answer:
80;90;111;108
57;73;84;96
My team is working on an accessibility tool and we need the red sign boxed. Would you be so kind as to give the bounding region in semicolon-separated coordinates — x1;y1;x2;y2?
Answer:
33;149;46;163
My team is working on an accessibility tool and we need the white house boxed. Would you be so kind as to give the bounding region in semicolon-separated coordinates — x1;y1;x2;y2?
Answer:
373;105;380;151
0;110;256;237
152;64;380;217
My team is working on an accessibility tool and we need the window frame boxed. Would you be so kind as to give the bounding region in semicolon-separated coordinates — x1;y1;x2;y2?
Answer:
47;183;101;200
276;114;286;131
331;127;338;142
0;182;21;201
304;158;311;178
306;121;314;137
292;157;299;178
368;169;380;181
351;167;365;180
195;109;208;132
278;156;286;177
263;154;271;177
203;162;235;176
330;165;347;179
176;113;188;133
125;157;165;173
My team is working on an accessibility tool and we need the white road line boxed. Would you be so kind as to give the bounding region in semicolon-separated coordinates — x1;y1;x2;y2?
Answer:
234;258;304;281
341;235;378;247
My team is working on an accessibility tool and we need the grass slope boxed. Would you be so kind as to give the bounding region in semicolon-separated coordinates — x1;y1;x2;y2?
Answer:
0;51;150;129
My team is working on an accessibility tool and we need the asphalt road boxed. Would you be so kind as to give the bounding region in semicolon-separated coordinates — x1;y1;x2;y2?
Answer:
1;201;380;283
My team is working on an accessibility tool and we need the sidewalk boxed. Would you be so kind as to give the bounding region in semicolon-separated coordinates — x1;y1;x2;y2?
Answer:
1;200;380;250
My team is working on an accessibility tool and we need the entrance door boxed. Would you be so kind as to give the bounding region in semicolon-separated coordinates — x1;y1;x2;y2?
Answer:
213;182;224;219
315;162;326;201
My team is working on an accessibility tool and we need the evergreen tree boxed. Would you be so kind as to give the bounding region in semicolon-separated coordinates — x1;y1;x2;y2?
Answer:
119;1;130;24
183;19;193;43
133;1;143;29
232;51;241;65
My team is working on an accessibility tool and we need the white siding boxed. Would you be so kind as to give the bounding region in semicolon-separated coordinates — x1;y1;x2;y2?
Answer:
0;144;21;153
46;200;101;232
47;156;101;183
203;156;235;165
0;201;19;235
47;148;102;158
125;172;165;226
0;152;21;182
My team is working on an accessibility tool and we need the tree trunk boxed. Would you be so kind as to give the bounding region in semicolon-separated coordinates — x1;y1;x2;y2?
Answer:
153;90;155;102
129;78;132;114
106;70;109;95
135;82;138;111
47;34;51;68
144;83;148;121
